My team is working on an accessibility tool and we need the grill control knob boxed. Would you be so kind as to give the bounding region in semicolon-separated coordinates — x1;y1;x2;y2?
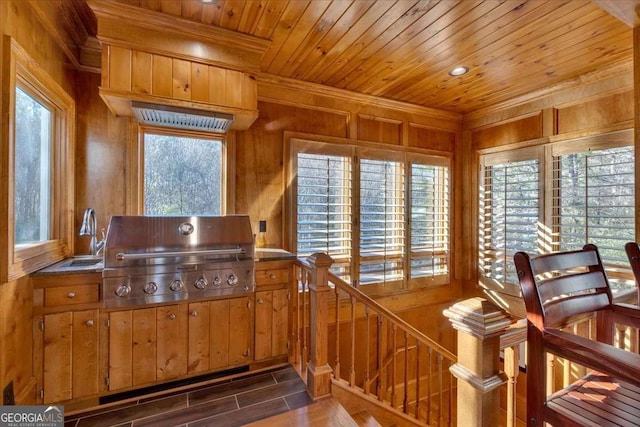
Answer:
169;279;184;292
213;276;222;287
144;281;158;295
115;284;131;297
227;274;238;287
194;277;208;290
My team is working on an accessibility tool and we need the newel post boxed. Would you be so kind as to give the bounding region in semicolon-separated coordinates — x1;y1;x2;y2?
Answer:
443;297;514;427
306;252;334;400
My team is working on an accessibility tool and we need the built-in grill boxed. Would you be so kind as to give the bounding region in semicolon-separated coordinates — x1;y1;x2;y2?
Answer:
102;215;255;308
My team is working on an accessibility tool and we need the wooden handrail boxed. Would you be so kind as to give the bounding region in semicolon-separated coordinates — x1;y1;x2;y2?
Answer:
292;256;458;426
328;271;457;362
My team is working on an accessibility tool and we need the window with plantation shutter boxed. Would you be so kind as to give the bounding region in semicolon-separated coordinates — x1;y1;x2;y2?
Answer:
296;152;353;281
290;138;451;293
555;145;635;290
479;154;540;288
359;159;405;285
410;164;449;279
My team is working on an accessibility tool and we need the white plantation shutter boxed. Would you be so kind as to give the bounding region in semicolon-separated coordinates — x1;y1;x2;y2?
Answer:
359;159;405;284
410;164;449;279
296;152;352;280
554;145;635;289
292;139;450;291
479;157;540;287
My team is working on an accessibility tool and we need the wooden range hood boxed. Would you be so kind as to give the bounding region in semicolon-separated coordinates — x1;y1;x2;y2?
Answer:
89;0;269;131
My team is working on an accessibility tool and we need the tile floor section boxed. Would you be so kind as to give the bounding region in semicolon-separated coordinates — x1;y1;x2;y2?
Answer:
64;366;313;427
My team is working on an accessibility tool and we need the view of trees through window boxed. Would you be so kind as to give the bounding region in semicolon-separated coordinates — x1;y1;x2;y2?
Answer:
557;146;634;287
14;86;51;246
144;133;222;216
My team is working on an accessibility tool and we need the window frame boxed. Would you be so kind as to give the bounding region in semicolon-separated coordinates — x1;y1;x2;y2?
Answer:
1;37;75;282
478;129;635;294
286;133;452;295
128;125;233;215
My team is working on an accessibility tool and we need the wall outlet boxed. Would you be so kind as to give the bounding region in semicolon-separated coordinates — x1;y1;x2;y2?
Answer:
3;381;14;405
259;220;267;233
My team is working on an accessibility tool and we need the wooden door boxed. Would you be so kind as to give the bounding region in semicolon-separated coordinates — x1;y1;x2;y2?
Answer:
254;290;273;360
43;310;98;403
188;301;211;374
210;299;230;369
229;296;252;365
271;289;289;357
156;304;188;380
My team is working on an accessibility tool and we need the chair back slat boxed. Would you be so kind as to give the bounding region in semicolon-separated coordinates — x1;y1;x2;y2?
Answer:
543;292;610;329
537;271;608;302
530;249;599;276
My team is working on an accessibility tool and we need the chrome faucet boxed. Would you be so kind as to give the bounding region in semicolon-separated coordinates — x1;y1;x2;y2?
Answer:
79;208;105;256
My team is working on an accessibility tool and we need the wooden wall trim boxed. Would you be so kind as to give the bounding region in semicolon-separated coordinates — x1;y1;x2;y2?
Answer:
258;73;462;125
464;58;633;129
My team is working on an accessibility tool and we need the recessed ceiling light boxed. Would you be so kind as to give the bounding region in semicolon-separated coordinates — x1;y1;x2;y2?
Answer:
448;66;469;76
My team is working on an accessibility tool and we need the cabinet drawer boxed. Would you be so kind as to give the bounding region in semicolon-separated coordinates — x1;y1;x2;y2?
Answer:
255;268;289;286
44;284;99;307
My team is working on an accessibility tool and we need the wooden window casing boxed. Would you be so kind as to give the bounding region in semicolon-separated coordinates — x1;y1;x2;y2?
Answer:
0;37;75;281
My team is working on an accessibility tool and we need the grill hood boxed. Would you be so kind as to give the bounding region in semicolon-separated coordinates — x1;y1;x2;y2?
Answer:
131;101;234;133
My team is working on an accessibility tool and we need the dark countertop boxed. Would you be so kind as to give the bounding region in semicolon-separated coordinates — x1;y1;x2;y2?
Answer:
33;249;297;276
255;248;297;262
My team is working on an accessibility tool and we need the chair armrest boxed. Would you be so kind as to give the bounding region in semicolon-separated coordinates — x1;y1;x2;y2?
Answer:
544;328;640;386
612;303;640;329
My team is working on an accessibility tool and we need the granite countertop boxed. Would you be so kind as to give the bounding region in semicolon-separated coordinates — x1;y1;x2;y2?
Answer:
255;248;297;262
33;249;297;276
32;255;104;276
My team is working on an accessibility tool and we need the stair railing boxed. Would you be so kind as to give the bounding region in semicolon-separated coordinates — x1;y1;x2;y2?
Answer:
291;253;458;426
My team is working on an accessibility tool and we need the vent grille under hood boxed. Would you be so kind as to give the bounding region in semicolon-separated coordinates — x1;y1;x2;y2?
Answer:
131;101;234;133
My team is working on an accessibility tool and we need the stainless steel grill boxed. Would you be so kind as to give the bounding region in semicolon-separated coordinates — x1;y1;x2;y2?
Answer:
102;215;255;308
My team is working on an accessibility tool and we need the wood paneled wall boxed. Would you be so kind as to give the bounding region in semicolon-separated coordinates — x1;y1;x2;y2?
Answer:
461;67;634;296
0;0;78;405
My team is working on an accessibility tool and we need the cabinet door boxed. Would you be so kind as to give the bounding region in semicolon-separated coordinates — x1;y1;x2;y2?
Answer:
188;302;210;374
210;299;230;369
229;296;252;365
157;305;188;380
108;308;157;390
255;290;289;361
43;310;98;403
254;291;273;360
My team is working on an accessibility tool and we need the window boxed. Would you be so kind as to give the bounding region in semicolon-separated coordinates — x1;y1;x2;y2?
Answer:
1;37;75;282
554;144;635;289
479;132;635;293
137;128;226;216
291;138;450;292
14;87;52;246
479;151;540;289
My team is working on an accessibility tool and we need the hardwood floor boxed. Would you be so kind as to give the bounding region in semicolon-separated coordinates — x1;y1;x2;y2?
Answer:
64;366;314;427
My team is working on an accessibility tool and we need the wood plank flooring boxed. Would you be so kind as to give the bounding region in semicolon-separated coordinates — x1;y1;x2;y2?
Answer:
64;366;314;427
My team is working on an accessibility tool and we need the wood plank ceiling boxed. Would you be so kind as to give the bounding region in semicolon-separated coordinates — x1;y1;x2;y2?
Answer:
80;0;634;114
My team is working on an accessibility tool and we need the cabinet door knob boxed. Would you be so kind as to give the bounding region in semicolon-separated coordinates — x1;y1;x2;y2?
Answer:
67;292;76;299
190;311;198;317
257;298;264;304
269;274;276;280
86;319;94;327
168;313;176;320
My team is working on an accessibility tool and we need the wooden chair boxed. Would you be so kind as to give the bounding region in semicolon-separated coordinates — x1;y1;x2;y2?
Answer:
514;244;640;427
624;241;640;305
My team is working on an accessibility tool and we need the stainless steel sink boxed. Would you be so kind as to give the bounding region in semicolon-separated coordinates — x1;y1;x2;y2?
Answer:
67;257;103;267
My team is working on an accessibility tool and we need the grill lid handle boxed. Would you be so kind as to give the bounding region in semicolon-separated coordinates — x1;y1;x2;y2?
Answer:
115;248;245;261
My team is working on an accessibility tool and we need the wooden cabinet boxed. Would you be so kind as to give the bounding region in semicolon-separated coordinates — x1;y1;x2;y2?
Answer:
254;261;291;361
106;296;252;392
32;272;101;405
